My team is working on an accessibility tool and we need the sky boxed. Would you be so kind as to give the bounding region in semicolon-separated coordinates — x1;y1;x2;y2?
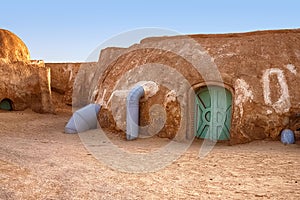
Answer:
1;0;300;62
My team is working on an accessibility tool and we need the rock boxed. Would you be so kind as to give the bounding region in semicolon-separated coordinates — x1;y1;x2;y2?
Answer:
109;90;129;131
281;129;295;144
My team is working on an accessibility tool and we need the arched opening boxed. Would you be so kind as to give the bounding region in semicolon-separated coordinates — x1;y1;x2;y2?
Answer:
194;85;232;140
0;98;13;111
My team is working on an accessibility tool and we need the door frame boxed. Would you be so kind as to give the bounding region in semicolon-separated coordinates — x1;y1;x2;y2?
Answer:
186;81;234;140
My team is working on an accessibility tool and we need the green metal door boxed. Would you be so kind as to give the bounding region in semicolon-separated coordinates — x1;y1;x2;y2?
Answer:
195;86;232;140
0;99;12;111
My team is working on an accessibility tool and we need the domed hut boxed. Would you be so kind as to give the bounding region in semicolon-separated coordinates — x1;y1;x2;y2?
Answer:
72;29;300;144
0;29;30;62
0;29;53;113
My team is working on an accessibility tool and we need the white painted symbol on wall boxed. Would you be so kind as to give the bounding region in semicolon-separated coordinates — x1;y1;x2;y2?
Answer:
262;68;291;114
234;78;253;118
285;64;297;75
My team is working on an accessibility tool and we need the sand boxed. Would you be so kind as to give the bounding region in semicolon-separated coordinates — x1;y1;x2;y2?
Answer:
1;109;300;199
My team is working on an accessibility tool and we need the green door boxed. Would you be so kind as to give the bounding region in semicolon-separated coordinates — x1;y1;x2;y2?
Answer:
0;99;13;111
195;86;232;140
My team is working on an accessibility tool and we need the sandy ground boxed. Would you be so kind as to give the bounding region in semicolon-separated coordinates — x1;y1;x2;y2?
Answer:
1;109;300;199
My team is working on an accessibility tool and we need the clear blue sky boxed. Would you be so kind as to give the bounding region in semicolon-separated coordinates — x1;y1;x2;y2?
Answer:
1;0;300;62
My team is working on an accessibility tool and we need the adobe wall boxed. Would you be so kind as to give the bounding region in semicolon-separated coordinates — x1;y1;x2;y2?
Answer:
90;29;300;144
0;60;54;113
45;62;97;107
191;29;300;143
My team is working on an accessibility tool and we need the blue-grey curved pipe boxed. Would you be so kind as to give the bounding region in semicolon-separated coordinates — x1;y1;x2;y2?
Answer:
126;85;145;140
65;103;101;134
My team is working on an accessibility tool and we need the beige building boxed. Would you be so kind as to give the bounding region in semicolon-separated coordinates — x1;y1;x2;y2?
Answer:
0;29;53;113
1;28;300;144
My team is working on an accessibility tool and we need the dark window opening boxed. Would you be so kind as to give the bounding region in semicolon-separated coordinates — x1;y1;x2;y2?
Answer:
0;98;13;111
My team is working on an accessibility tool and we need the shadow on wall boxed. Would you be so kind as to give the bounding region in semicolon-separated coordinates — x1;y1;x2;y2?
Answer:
0;98;13;111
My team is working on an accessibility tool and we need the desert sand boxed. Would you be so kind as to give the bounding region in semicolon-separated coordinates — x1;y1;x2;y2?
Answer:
1;109;300;199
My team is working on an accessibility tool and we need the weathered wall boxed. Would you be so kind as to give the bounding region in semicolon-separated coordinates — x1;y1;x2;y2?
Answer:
90;29;300;144
0;60;54;113
0;29;54;113
46;62;97;106
190;29;300;143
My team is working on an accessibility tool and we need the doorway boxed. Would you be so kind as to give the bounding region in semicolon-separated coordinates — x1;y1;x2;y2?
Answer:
195;86;232;140
0;98;13;111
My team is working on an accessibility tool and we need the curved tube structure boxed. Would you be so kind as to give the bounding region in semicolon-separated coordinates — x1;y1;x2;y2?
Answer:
65;103;101;134
126;85;145;140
